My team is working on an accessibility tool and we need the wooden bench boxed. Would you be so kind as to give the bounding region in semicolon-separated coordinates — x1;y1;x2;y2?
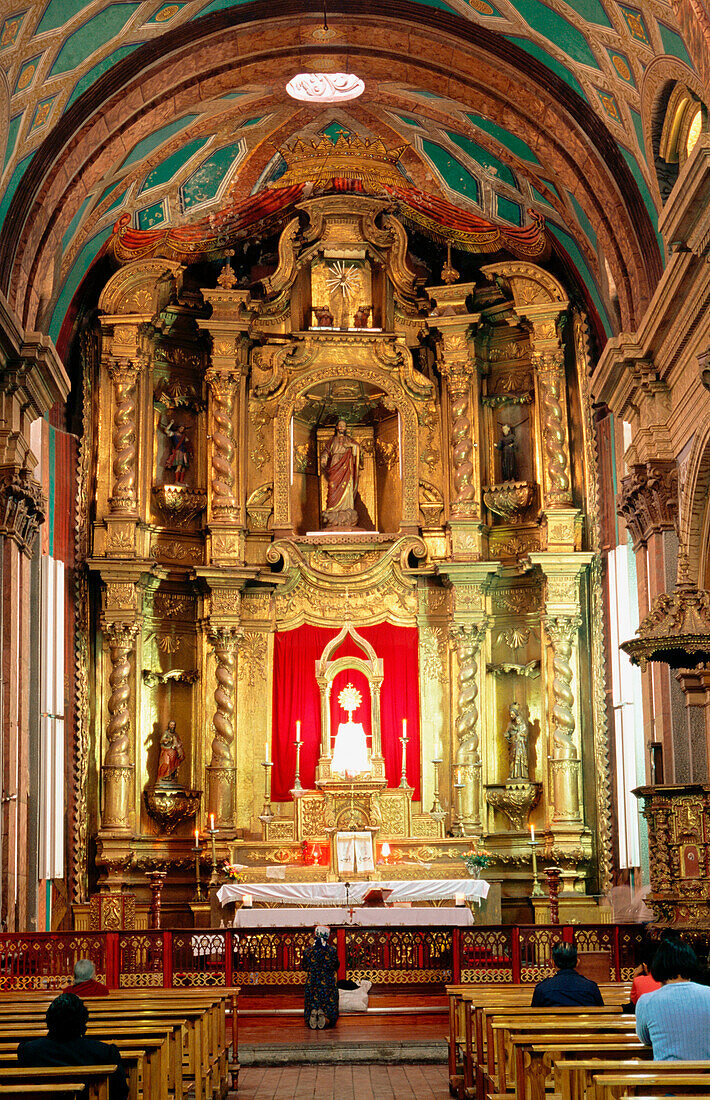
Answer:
593;1071;710;1100
554;1059;710;1100
517;1040;650;1100
0;1062;117;1099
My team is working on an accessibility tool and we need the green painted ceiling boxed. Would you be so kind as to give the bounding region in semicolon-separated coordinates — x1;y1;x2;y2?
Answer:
0;0;702;345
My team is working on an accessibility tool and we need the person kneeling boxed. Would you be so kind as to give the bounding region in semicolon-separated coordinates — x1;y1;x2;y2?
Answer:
17;992;128;1099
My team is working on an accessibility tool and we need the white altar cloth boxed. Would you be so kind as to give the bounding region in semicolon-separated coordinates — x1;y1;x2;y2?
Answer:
233;906;474;928
217;878;489;907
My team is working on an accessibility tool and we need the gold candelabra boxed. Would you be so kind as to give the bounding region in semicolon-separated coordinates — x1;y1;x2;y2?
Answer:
399;723;410;789
529;834;544;897
260;759;274;827
208;815;219;887
193;832;205;901
430;755;446;822
290;723;304;799
452;768;465;836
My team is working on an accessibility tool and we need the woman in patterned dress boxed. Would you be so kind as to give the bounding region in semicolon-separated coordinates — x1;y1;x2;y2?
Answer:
303;926;340;1029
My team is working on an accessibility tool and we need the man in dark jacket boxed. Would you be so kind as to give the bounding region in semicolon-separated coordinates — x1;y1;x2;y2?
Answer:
17;992;128;1100
531;943;604;1007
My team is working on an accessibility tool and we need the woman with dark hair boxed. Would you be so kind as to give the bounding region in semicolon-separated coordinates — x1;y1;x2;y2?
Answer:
636;939;710;1060
303;925;340;1029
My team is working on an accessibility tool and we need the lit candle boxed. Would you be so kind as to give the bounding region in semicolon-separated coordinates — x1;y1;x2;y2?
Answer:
530;823;535;843
194;828;200;846
402;718;407;738
265;739;270;762
457;767;462;785
296;720;301;743
242;893;253;908
455;893;466;907
381;841;391;859
209;813;215;832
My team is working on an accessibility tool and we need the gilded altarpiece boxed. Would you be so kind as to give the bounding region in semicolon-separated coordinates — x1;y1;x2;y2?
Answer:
75;188;610;921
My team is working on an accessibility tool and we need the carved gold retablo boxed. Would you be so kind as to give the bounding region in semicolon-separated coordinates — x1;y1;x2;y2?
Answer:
483;481;533;521
621;553;710;670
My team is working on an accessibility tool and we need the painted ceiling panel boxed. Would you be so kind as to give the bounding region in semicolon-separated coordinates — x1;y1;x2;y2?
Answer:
504;36;586;97
35;0;90;36
140;137;210;193
445;130;517;188
466;114;540;164
48;4;141;77
66;44;139;110
420;139;480;203
181;140;245;209
119;114;200;170
510;0;601;67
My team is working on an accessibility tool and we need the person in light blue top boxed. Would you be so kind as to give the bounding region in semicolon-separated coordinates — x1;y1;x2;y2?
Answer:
636;939;710;1061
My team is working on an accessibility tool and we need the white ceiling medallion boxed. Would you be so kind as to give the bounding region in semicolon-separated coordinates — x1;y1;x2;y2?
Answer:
286;73;365;104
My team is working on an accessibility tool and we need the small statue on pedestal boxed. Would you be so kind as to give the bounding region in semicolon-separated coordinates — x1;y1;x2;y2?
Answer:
495;423;517;482
157;720;185;787
504;703;529;782
353;305;371;328
163;419;191;484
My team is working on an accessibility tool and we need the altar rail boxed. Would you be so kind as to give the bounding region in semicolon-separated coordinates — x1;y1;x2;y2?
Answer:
0;924;649;991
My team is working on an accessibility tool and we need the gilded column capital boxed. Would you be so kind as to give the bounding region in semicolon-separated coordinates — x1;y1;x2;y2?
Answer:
102;619;139;650
448;617;489;651
0;466;45;556
617;459;678;549
207;623;243;652
543;613;581;651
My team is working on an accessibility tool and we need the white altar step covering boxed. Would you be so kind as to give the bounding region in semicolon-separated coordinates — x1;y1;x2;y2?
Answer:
217;878;489;907
233;905;474;928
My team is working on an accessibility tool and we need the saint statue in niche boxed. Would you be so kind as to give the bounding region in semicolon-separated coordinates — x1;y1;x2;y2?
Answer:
156;720;185;786
163;418;192;483
320;418;361;528
495;423;517;482
331;683;371;777
504;703;530;781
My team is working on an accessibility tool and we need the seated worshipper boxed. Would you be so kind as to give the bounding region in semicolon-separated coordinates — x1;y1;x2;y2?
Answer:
303;925;340;1030
628;944;662;1009
636;939;710;1061
17;992;128;1100
64;958;110;998
531;942;604;1007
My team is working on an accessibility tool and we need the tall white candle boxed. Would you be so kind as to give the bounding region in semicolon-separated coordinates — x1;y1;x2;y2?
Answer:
296;720;301;743
402;717;407;738
265;739;270;763
530;823;535;843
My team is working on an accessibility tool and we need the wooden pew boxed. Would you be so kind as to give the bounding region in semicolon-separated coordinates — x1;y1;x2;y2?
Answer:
594;1071;710;1099
517;1040;650;1100
446;981;630;1098
487;1012;637;1097
554;1059;710;1100
0;1063;116;1099
0;1045;145;1100
0;1085;88;1095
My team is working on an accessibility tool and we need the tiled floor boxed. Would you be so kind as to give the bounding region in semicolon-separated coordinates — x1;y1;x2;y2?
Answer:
232;1064;449;1098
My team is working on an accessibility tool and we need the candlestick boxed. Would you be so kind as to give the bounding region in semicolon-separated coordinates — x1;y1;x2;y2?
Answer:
430;757;446;822
265;738;270;763
193;834;205;902
259;759;275;833
290;727;304;799
452;767;465;837
208;817;218;887
529;823;535;844
399;724;410;789
529;835;544;897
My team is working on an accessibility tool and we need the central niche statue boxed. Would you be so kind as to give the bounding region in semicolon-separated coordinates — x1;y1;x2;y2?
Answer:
320;418;362;528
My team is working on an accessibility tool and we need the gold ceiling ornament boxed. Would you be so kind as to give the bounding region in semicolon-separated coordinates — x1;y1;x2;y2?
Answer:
272;132;408;190
621;551;710;670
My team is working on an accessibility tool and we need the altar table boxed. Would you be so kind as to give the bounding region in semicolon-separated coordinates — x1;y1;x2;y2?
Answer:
217;878;489;907
233;905;474;928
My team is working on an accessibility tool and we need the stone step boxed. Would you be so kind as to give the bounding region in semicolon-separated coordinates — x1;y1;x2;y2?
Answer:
240;1039;448;1065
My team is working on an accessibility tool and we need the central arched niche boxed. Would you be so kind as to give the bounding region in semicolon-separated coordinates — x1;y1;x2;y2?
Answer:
291;377;402;534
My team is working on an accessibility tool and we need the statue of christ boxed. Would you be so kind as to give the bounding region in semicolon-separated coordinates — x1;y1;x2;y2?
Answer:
320;419;361;528
331;682;371;777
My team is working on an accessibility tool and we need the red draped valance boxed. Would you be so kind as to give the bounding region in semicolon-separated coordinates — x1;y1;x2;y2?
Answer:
271;623;421;802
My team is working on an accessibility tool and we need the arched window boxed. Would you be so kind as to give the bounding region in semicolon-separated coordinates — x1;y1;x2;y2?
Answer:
659;82;705;168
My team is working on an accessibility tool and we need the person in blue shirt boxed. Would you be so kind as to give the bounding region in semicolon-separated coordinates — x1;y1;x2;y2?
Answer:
531;942;604;1007
636;939;710;1061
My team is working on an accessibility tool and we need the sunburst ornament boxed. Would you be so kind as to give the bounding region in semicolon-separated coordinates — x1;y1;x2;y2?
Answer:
326;261;361;301
338;682;362;718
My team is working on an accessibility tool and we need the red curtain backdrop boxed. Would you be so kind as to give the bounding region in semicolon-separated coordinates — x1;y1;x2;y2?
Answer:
271;623;420;802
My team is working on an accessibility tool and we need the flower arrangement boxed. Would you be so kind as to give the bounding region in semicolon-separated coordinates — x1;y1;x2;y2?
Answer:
222;862;244;882
462;846;492;877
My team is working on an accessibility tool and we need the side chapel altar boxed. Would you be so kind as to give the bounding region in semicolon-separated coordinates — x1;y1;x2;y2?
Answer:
75;129;609;932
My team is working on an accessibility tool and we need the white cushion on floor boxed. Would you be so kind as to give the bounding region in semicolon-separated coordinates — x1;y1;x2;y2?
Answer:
339;980;371;1012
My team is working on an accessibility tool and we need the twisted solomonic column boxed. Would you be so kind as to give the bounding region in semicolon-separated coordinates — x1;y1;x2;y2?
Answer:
534;350;572;508
102;621;138;830
450;620;488;828
450;378;477;512
206;370;238;520
545;615;582;823
107;359;140;514
207;626;242;824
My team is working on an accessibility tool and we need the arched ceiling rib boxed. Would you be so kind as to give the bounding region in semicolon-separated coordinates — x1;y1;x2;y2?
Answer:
0;0;700;347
